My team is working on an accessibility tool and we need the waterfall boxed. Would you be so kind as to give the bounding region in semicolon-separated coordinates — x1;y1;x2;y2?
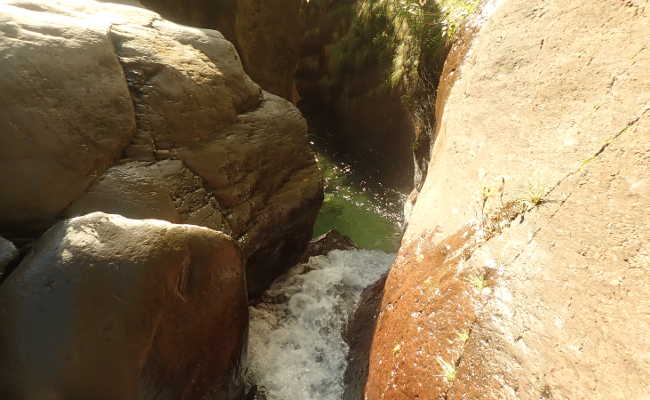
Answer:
246;249;395;400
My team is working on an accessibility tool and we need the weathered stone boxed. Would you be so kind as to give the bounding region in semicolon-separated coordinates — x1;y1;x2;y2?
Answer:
231;0;303;101
301;229;357;263
180;93;323;295
0;237;18;281
138;0;303;100
0;212;247;399
65;160;233;235
1;0;322;294
366;1;650;399
64;162;182;224
0;1;136;234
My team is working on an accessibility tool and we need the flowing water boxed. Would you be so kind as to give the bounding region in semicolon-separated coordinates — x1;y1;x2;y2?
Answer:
246;250;394;400
246;136;404;399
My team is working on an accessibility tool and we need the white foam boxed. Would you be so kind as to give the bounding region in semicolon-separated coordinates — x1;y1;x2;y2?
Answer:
247;249;395;400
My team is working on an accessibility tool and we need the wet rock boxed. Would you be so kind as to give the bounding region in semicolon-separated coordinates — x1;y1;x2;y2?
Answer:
0;212;248;399
367;1;650;399
301;229;357;262
343;274;386;400
0;0;322;294
0;237;17;282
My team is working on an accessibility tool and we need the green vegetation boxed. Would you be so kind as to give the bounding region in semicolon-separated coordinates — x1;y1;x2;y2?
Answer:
466;273;487;292
522;183;548;208
436;356;457;383
324;0;482;93
311;151;403;252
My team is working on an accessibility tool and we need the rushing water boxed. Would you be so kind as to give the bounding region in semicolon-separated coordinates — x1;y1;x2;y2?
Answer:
246;249;395;400
246;119;404;399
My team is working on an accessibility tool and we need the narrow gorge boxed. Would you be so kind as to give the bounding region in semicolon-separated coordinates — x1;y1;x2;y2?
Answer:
0;1;648;399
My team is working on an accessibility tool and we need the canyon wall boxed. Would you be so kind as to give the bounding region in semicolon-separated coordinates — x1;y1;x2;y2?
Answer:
366;0;650;398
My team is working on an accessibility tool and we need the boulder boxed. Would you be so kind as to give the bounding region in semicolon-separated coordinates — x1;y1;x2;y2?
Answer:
365;0;650;399
0;237;18;281
0;212;248;399
301;229;357;262
0;0;136;234
137;0;304;100
0;0;322;294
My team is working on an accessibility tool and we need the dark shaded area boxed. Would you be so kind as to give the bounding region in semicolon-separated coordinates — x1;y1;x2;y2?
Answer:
296;0;414;190
139;0;303;100
300;229;357;263
0;240;29;285
245;191;323;299
139;0;238;40
343;274;387;400
296;0;451;192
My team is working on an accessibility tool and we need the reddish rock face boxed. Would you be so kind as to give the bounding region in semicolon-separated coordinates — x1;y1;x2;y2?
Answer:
364;228;490;399
366;0;650;398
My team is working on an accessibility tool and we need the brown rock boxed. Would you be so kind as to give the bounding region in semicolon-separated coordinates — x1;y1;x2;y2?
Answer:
137;0;304;100
0;1;136;234
366;0;650;398
64;162;182;225
301;229;357;263
1;0;322;295
0;212;247;399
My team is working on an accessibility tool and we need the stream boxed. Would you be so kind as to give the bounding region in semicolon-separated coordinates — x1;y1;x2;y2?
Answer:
246;133;405;399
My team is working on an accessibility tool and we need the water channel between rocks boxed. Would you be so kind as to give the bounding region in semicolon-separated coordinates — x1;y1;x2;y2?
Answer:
246;138;405;400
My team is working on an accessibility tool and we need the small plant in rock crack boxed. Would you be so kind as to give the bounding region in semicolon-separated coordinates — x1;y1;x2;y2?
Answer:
435;356;457;383
522;183;548;208
466;273;487;292
456;331;470;343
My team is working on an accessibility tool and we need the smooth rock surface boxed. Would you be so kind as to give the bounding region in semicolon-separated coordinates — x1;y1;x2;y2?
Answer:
0;1;136;233
366;0;650;399
0;212;248;400
0;0;322;293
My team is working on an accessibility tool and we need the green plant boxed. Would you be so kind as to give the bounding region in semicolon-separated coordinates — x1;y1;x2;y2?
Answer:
456;331;470;343
436;356;457;382
522;183;547;208
466;273;486;292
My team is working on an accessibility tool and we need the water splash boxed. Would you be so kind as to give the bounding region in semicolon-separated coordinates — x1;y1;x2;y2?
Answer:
246;249;395;400
312;151;405;252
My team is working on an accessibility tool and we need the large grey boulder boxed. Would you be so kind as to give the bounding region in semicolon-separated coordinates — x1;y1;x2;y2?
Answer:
0;212;248;399
0;0;322;294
